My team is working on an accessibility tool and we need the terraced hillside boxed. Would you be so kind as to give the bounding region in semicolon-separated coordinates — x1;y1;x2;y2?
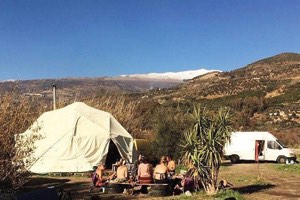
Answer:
169;53;300;101
148;53;300;146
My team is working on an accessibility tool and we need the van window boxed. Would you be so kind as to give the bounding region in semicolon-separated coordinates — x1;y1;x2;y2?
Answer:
276;140;287;148
267;141;282;150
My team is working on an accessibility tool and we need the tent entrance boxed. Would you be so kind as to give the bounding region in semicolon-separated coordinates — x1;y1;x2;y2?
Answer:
105;140;121;169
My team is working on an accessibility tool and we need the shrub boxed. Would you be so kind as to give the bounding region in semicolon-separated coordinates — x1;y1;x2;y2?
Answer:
0;94;43;193
150;105;192;161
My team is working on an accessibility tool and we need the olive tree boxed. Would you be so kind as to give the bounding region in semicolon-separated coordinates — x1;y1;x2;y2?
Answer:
150;106;192;161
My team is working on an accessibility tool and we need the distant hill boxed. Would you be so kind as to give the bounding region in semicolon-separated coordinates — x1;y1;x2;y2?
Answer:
165;53;300;100
148;52;300;145
0;68;217;101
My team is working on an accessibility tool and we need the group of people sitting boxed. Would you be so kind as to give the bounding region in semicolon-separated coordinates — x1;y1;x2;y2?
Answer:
92;154;194;194
93;155;175;185
136;154;176;184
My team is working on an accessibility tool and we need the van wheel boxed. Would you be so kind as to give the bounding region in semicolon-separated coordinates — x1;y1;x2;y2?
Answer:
230;155;240;164
277;156;286;164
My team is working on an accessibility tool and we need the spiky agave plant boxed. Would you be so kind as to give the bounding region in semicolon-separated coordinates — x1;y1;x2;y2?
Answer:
181;105;232;195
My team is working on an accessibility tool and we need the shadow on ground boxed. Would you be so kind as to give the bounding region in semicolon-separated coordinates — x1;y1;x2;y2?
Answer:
221;162;233;167
234;183;275;194
24;177;71;187
59;182;146;200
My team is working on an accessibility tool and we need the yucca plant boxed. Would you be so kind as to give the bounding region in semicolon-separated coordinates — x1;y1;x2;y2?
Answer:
181;105;232;195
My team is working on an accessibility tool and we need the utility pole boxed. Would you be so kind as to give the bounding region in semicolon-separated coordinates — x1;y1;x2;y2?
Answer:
52;84;57;110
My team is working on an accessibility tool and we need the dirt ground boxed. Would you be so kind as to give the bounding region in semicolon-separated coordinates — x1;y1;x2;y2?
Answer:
22;161;300;200
218;161;300;200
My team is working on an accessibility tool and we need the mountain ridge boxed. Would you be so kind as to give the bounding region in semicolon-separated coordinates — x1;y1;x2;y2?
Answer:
0;67;220;98
164;52;300;100
119;68;220;80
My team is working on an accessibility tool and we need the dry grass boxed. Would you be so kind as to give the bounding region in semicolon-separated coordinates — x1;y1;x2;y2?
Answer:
0;93;47;192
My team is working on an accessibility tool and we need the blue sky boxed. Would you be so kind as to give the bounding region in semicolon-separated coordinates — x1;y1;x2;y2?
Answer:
1;0;300;80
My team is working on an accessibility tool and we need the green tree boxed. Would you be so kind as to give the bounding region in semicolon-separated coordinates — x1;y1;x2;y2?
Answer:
181;105;232;195
150;106;191;161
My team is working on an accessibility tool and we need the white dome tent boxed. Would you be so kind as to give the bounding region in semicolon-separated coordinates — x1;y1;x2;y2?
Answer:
21;102;133;173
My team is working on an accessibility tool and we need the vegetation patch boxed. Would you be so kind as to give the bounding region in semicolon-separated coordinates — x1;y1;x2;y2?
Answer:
214;189;244;200
273;164;300;174
234;175;259;185
159;190;243;200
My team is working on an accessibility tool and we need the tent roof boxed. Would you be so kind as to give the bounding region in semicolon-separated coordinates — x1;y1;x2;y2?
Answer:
37;102;132;139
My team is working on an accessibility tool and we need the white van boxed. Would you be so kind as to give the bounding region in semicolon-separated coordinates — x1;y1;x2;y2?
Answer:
224;132;296;164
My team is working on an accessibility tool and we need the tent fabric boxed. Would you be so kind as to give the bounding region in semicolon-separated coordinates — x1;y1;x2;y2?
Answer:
21;102;133;173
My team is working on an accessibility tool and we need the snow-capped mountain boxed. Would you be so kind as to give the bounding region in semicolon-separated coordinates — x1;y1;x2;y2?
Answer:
120;69;220;80
0;79;17;83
